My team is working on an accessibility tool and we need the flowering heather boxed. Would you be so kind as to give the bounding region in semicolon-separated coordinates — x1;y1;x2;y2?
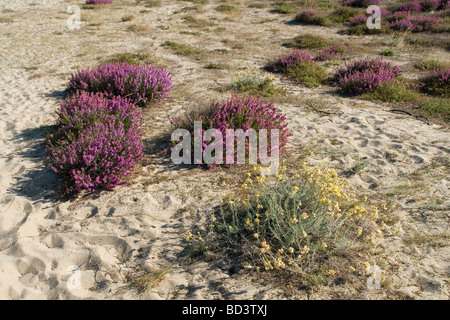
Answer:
396;1;422;12
419;68;450;97
86;0;113;4
68;62;173;107
267;50;312;73
386;11;413;22
388;15;442;31
334;58;403;95
46;92;144;194
170;95;292;167
342;0;380;7
350;14;368;26
315;45;346;61
294;10;331;26
419;0;440;11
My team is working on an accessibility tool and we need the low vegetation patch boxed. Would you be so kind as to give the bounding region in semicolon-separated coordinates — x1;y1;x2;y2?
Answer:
161;40;201;56
294;10;332;26
226;68;285;97
170;95;292;167
284;34;330;50
268;50;327;87
185;163;384;283
334;58;403;95
419;68;450;97
68;62;173;107
46;92;144;194
360;78;420;103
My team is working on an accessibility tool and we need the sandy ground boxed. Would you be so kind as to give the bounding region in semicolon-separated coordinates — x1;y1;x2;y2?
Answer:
0;0;449;299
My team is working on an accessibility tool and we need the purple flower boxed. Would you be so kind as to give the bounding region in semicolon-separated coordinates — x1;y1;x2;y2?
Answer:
46;91;144;194
170;95;292;167
419;68;450;97
315;45;346;61
350;14;368;26
396;1;422;12
267;50;313;72
334;58;402;95
68;62;173;107
388;15;442;31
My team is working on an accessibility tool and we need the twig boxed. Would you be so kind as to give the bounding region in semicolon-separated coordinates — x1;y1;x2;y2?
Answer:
390;109;430;125
307;104;342;116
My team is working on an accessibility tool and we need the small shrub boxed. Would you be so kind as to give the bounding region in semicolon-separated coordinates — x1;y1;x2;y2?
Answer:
350;14;368;26
315;45;346;61
268;50;327;87
86;0;113;4
339;24;387;35
126;24;148;32
102;52;153;65
360;78;420;102
396;1;422;12
215;5;237;13
141;0;161;7
418;98;450;118
380;48;395;56
267;50;313;73
170;95;292;167
415;58;449;70
271;4;297;14
283;34;329;50
294;10;332;26
205;63;228;69
161;40;200;56
330;7;361;23
68;62;172;107
121;15;135;22
334;58;402;95
187;164;383;278
46;92;144;194
286;61;328;87
388;15;442;32
227;68;285;97
419;68;450;97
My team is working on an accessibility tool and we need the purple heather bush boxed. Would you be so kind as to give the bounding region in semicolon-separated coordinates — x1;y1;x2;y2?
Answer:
315;45;346;61
419;68;450;97
334;58;403;95
350;14;368;25
68;62;172;107
396;1;422;12
342;0;380;7
294;9;332;26
388;15;442;31
86;0;113;4
267;50;313;73
46;91;144;194
386;11;413;22
170;95;292;167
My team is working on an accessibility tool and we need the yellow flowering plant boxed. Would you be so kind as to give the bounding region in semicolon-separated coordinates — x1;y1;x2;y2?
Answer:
186;163;384;278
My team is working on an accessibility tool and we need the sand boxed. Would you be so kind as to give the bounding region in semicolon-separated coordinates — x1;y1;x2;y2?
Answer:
0;0;448;300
